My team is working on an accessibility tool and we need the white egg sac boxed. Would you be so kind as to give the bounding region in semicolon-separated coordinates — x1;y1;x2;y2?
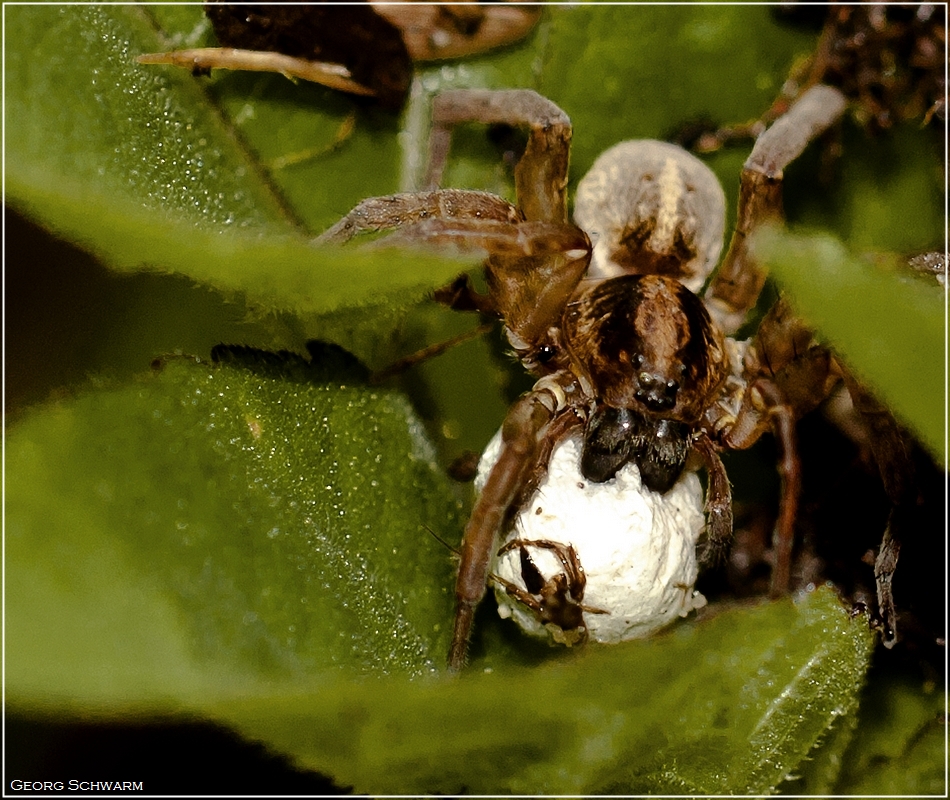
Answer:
477;430;707;645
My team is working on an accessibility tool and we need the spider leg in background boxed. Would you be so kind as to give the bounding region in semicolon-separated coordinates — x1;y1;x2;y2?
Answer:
838;370;919;648
372;3;541;62
698;84;846;595
424;89;573;224
749;379;801;597
704;84;848;335
716;298;838;594
701;80;924;635
137;48;376;97
368;322;495;385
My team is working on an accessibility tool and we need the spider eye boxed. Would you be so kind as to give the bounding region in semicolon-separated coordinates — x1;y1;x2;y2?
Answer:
536;345;556;364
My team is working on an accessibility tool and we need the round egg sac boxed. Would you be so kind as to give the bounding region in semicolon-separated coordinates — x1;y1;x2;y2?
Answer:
477;431;707;645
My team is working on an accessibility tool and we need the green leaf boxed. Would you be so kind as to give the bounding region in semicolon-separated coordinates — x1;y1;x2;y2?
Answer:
12;178;475;321
5;4;473;338
7;387;877;793
7;354;461;711
5;4;287;233
835;673;948;795
752;226;945;458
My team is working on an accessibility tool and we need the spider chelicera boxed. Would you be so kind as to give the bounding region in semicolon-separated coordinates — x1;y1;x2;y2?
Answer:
316;84;914;671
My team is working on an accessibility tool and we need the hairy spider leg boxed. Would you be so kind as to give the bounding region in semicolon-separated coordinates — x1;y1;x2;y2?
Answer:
839;370;918;648
425;89;573;225
701;85;847;595
316;187;591;349
705;84;848;335
497;538;590;599
137;48;376;96
492;538;609;645
372;4;541;62
714;298;837;593
450;385;567;670
691;432;733;565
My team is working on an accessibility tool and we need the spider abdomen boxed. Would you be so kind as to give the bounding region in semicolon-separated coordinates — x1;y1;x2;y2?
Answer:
573;139;726;291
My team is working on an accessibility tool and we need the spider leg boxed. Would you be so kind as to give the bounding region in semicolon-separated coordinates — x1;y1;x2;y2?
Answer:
373;217;590;346
432;274;495;314
137;48;376;97
715;299;838;590
372;4;541;62
753;380;802;597
317;188;525;314
511;409;584;508
498;539;588;599
489;570;599;644
425;89;572;224
716;378;802;595
489;573;547;617
493;543;596;642
839;370;918;647
705;85;847;334
369;322;495;383
318;189;591;348
692;431;734;566
449;381;573;671
315;188;522;245
722;298;837;447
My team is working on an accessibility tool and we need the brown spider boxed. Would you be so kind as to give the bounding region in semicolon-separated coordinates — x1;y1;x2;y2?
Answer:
317;85;909;671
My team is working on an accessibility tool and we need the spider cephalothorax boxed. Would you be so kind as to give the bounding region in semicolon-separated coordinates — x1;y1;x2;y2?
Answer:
566;276;727;417
563;274;728;491
319;85;912;670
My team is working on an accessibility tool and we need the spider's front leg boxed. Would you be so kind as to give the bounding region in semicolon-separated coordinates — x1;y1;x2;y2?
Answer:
316;188;522;247
317;88;586;339
316;187;591;346
449;377;581;671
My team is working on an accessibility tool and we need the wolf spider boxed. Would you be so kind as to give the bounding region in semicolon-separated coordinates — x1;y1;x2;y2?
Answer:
318;84;909;671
